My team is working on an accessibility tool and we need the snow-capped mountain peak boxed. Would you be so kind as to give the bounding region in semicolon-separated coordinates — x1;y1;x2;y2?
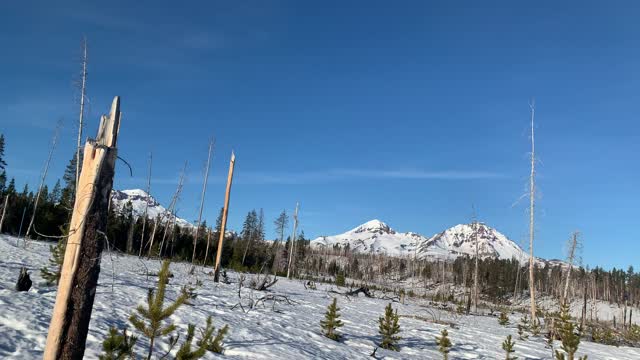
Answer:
312;220;531;264
110;189;193;228
351;219;395;235
311;219;423;256
417;222;529;264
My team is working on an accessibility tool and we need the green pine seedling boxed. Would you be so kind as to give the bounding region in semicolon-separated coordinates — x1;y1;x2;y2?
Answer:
378;303;401;351
554;302;587;360
320;298;344;341
129;260;190;360
502;334;517;360
99;327;137;360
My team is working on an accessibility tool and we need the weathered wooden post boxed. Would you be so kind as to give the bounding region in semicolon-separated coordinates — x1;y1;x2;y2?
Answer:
44;96;121;360
214;152;235;282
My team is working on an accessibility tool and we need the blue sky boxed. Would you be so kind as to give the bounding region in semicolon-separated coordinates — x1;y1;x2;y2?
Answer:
1;1;639;269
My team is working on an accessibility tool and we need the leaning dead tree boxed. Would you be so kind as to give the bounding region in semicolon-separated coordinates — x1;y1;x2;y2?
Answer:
528;99;537;322
156;162;186;258
44;96;121;360
75;37;88;198
0;195;8;233
214;152;235;282
192;138;214;264
25;121;61;242
286;202;299;279
146;162;185;258
138;152;152;257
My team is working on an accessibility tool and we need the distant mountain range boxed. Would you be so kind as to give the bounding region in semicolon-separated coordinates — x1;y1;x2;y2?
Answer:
110;190;543;265
311;219;534;265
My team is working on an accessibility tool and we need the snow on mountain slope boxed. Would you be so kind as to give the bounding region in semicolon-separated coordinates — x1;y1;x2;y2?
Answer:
110;189;193;228
311;220;427;256
417;223;529;264
312;220;532;264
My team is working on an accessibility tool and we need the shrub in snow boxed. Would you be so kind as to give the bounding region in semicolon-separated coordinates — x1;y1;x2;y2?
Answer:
518;316;530;340
498;311;510;326
335;272;345;287
436;328;452;360
175;316;228;358
320;298;343;341
378;303;401;351
99;327;137;360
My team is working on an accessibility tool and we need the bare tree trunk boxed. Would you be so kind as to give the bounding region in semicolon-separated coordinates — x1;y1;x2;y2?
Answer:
126;216;135;254
214;152;235;282
241;228;253;266
528;100;537;322
146;216;159;259
192;139;214;264
473;213;479;313
203;228;212;267
75;37;88;198
44;96;120;360
562;231;579;304
25;122;61;242
157;162;186;258
138;152;152;257
0;195;8;233
581;279;587;330
287;202;299;279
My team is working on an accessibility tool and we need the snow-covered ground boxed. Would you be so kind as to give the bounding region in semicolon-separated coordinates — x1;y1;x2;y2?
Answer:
0;235;637;359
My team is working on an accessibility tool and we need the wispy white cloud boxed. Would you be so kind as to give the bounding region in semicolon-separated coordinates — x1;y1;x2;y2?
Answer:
234;168;507;185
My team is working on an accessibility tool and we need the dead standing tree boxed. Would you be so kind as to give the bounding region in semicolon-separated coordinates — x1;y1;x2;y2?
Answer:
44;96;121;360
75;37;88;198
25;121;61;242
192;138;214;264
528;99;537;322
138;152;152;257
286;202;299;279
214;152;235;282
562;231;580;304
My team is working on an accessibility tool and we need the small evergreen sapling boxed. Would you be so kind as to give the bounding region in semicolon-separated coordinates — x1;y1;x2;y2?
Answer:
99;327;137;360
518;316;530;340
554;302;587;360
502;334;517;360
499;311;510;326
176;316;228;360
208;322;229;354
335;271;346;287
531;318;542;336
320;298;344;340
40;236;66;285
378;303;401;351
436;328;452;360
129;260;190;360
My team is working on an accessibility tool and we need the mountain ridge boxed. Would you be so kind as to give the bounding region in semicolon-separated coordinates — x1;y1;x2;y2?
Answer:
312;219;534;264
